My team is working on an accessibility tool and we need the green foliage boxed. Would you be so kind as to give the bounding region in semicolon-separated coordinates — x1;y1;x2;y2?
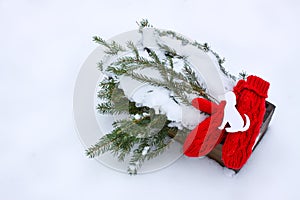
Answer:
136;19;153;30
96;77;150;115
96;77;129;115
183;63;208;99
155;29;237;81
127;41;140;59
97;61;104;71
93;36;125;55
239;70;248;80
88;20;237;174
86;127;138;161
107;44;211;105
86;103;186;175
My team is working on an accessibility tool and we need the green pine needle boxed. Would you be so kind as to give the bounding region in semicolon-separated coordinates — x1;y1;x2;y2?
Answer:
87;21;238;174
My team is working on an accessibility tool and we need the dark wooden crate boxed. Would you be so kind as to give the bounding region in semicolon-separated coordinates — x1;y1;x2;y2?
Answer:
206;101;276;173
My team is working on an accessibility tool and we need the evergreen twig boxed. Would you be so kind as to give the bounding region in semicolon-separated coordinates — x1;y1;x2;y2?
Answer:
136;19;153;31
93;36;125;55
88;20;238;175
155;29;237;81
239;70;248;80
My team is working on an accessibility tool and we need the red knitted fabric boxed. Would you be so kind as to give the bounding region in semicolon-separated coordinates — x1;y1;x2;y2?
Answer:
222;75;270;169
183;98;226;157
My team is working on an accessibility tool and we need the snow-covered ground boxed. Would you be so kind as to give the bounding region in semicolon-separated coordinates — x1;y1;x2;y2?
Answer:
1;0;300;199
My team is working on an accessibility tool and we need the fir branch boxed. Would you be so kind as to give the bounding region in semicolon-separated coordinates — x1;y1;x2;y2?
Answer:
127;121;174;175
163;65;188;82
128;102;150;115
209;49;236;81
155;29;237;81
86;128;138;162
106;65;128;76
238;70;248;80
203;43;210;52
128;140;149;175
114;135;136;161
93;36;125;55
90;28;232;174
96;77;131;115
89;96;182;175
166;56;174;69
128;72;166;90
108;45;211;105
144;47;162;65
157;30;189;46
127;41;140;60
136;19;153;30
108;56;157;76
97;102;113;114
97;61;104;71
182;63;209;99
113;118;150;138
158;43;177;58
97;77;117;101
129;71;191;105
110;132;137;161
144;47;171;84
158;43;186;59
85;128;122;158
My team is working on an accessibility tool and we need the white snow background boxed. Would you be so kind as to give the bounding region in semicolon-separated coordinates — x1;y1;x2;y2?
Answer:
1;0;299;199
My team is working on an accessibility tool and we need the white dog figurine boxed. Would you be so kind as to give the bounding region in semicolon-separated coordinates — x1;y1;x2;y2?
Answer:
219;92;250;133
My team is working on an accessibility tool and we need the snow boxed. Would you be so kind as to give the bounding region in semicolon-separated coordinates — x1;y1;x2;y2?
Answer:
117;37;225;130
133;114;142;120
128;84;207;129
142;146;150;156
1;0;300;200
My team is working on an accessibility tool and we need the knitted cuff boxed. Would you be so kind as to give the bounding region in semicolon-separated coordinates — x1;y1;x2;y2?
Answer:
233;79;247;96
246;75;270;98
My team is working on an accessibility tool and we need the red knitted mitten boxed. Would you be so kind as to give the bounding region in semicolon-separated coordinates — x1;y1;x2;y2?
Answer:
183;98;226;157
222;75;270;169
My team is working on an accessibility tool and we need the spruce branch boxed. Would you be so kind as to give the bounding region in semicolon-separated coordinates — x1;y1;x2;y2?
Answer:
88;95;184;175
127;41;140;60
93;36;125;55
182;63;209;99
158;43;186;59
158;43;177;58
97;77;116;100
89;26;235;174
144;47;162;65
136;19;153;30
155;29;237;81
128;140;149;175
127;120;175;175
85;128;122;158
105;44;211;105
86;128;138;162
96;77;130;115
238;70;248;80
97;61;104;71
129;71;191;105
97;102;113;114
128;102;150;115
129;71;166;88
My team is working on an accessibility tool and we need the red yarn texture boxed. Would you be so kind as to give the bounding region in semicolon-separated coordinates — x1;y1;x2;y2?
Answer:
183;98;226;157
222;75;270;169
